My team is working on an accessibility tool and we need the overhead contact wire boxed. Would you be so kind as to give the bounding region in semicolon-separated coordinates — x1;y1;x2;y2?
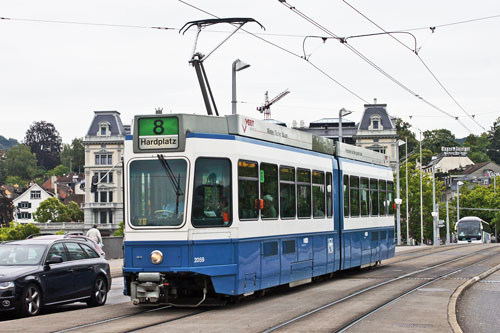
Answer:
279;0;472;134
178;0;368;103
342;0;486;131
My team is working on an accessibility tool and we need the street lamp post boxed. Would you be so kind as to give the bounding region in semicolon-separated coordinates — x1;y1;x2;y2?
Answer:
338;108;353;143
432;162;437;245
457;181;464;223
419;132;424;245
231;59;250;114
396;139;406;246
405;137;410;245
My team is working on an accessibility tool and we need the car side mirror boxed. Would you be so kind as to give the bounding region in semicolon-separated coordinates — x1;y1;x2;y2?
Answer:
46;255;63;265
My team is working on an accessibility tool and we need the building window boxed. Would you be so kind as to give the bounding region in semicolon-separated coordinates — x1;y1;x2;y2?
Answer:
95;154;112;165
98;121;111;136
18;212;32;219
100;211;108;224
30;190;41;199
369;115;383;131
18;201;31;209
95;171;113;183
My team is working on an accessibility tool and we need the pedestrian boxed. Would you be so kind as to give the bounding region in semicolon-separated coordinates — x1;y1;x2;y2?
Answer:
262;194;277;218
86;224;103;247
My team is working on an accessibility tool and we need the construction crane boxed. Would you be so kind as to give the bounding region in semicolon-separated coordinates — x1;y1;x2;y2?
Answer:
256;89;290;119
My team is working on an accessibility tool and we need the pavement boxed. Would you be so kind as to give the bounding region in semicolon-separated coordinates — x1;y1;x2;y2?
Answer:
108;244;427;278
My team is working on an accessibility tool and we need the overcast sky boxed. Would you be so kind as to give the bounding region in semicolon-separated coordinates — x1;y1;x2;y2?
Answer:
2;0;499;144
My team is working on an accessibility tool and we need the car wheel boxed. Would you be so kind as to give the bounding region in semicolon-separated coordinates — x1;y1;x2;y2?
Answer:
87;276;107;307
20;283;42;317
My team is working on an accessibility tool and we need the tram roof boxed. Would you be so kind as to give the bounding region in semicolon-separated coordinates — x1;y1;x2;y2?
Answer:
132;113;389;166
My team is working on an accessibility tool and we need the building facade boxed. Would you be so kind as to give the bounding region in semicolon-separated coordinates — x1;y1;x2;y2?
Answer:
12;183;53;223
353;102;398;170
83;111;128;234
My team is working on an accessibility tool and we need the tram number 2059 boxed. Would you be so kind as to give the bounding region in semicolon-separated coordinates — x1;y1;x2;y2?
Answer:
194;257;205;263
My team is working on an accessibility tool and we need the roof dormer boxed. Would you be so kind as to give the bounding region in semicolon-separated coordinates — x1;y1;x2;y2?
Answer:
368;114;383;131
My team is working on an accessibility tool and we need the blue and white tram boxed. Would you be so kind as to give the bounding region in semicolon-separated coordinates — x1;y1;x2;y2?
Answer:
122;113;395;305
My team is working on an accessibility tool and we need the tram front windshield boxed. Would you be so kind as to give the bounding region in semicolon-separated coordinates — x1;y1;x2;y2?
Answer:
457;220;481;239
130;159;187;226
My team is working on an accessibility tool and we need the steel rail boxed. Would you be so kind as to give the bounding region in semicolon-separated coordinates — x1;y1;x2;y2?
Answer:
262;246;498;332
335;248;500;332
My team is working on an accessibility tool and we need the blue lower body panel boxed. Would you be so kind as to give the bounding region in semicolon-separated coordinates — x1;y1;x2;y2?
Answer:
341;227;395;270
125;228;395;298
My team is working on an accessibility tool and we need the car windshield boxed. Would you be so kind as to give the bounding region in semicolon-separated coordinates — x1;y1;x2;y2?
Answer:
129;158;188;227
0;244;47;265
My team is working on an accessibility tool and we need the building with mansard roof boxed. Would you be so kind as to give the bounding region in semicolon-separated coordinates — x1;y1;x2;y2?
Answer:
83;111;129;235
353;101;399;170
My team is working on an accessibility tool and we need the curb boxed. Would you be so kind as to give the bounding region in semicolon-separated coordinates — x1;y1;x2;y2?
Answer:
448;262;500;333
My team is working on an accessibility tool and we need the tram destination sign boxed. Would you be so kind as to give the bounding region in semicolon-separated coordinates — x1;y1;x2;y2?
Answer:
137;116;179;150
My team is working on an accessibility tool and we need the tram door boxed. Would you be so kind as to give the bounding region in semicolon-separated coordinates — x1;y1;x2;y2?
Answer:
261;240;280;289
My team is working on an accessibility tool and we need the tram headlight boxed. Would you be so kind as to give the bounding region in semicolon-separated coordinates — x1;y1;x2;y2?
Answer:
150;250;164;265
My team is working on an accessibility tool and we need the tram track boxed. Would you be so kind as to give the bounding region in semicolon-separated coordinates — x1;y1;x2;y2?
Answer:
262;245;500;332
51;305;207;333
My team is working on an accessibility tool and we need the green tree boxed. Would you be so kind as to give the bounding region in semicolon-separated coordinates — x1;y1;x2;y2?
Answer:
24;121;62;170
464;133;490;163
399;160;444;244
422;129;458;155
4;144;39;180
0;197;13;227
395;118;418;154
67;201;84;221
5;176;26;186
487;117;500;164
450;180;500;235
47;164;70;177
60;138;85;173
33;197;70;222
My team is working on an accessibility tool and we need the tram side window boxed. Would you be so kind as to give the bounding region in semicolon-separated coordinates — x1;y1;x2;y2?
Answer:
238;160;259;220
326;172;333;218
280;166;296;219
191;158;232;227
312;171;325;218
387;181;395;215
360;178;369;216
370;179;379;215
379;180;387;216
297;168;311;218
350;176;360;217
343;175;349;217
261;163;278;219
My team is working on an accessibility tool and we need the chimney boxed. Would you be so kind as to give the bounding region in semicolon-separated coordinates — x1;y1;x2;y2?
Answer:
292;120;297;128
300;120;305;128
374;98;377;104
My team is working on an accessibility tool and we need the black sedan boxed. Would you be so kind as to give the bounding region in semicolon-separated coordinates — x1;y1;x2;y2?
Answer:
0;235;111;316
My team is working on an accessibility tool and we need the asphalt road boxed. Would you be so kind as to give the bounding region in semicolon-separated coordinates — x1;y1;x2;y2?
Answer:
457;269;500;333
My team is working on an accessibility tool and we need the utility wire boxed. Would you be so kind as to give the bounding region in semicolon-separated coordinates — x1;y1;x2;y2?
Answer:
0;16;175;30
402;14;500;32
342;0;487;132
178;0;368;103
279;0;473;133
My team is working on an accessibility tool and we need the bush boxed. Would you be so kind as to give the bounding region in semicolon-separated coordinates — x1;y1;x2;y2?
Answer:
0;222;40;241
113;221;124;236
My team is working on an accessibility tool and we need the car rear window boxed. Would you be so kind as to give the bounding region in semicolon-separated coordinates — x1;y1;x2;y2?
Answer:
65;242;88;260
80;243;100;259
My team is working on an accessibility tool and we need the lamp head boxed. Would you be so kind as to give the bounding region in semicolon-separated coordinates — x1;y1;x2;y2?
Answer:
233;59;250;72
